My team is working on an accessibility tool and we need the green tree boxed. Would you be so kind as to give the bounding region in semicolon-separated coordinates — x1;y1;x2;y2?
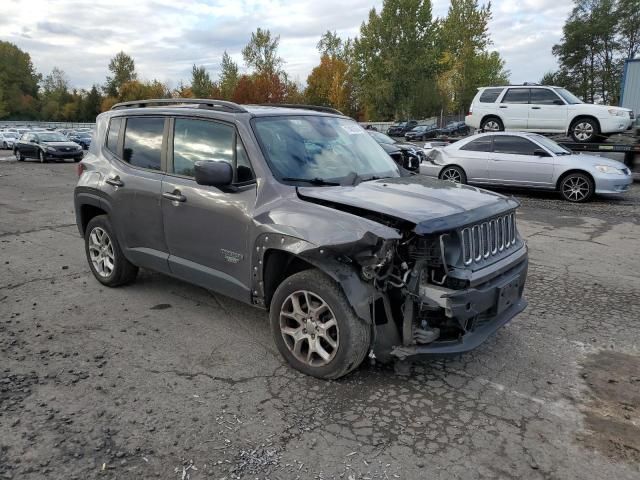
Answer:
190;64;215;98
81;85;102;121
105;51;137;97
0;41;41;119
437;0;509;113
242;28;283;75
218;51;239;100
40;67;72;121
616;0;640;59
353;0;438;120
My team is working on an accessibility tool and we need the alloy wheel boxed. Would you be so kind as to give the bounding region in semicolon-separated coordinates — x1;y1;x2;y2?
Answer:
562;176;590;202
279;290;339;367
483;120;501;131
88;227;115;277
573;122;594;142
441;168;462;183
39;151;45;163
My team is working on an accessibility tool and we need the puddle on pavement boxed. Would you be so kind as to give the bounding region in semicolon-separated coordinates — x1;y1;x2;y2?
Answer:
579;351;640;464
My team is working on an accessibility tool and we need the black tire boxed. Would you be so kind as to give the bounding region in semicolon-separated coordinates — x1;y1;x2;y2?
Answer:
439;165;467;184
480;116;504;132
269;269;371;380
39;150;47;163
15;148;24;161
2;142;6;149
85;215;138;287
570;118;599;143
559;172;594;203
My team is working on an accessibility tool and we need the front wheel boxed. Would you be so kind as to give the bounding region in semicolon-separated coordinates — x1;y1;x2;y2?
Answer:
559;173;594;202
85;215;138;287
15;149;24;161
39;150;47;163
439;165;467;184
2;142;6;149
270;269;371;380
570;118;599;143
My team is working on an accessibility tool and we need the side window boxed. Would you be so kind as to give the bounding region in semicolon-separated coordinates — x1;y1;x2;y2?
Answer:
460;137;492;152
106;117;122;154
530;89;563;105
479;88;503;103
123;117;164;171
493;136;538;155
502;88;530;104
172;118;255;182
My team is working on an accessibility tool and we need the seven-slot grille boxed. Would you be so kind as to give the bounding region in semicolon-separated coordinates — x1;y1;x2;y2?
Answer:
460;212;517;265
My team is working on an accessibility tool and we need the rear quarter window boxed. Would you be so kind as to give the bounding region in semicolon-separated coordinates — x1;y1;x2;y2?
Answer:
479;88;504;103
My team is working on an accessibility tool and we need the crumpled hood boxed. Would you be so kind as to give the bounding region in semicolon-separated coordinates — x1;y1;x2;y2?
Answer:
298;175;520;234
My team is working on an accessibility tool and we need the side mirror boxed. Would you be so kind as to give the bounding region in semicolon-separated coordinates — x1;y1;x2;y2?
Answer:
533;149;550;157
553;99;564;105
194;160;233;187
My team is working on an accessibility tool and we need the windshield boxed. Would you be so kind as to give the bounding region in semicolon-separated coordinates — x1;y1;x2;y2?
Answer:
3;133;17;138
554;88;583;105
528;134;572;155
368;131;396;145
38;132;68;142
253;116;401;184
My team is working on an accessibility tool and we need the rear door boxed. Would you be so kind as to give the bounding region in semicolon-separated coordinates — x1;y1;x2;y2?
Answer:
500;88;530;129
488;135;555;186
161;116;257;302
452;136;492;182
101;115;170;273
528;88;567;132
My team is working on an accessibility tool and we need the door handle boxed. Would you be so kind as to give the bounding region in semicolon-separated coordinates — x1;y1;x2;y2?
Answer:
531;106;541;110
499;105;507;108
105;176;124;187
162;191;186;203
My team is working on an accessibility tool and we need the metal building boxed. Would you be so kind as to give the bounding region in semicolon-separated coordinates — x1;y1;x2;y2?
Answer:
620;58;640;117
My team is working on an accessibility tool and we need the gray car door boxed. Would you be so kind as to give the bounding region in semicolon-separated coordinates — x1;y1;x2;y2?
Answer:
488;135;555;187
161;117;257;303
101;115;170;273
452;136;492;182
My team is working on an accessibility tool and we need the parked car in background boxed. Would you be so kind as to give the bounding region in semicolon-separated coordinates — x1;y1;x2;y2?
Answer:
14;131;83;163
404;124;439;141
74;99;528;379
421;132;632;202
367;130;424;171
387;120;418;137
438;121;470;137
465;85;634;143
68;131;92;149
0;132;19;149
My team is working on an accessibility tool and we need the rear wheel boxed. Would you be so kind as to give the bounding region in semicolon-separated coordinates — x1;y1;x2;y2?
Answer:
439;165;467;184
570;118;599;143
85;215;138;287
270;269;371;380
480;117;503;132
559;172;594;202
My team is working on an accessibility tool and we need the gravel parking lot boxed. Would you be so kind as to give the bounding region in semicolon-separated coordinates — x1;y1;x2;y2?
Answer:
1;152;639;479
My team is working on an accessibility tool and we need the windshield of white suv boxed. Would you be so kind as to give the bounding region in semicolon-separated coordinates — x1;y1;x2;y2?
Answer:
38;132;68;142
253;116;401;184
554;88;583;105
528;134;572;155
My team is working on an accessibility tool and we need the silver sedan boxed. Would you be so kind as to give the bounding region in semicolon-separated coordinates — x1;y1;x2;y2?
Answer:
420;132;633;202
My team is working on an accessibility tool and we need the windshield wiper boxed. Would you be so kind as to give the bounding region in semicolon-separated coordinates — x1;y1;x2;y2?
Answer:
351;174;390;185
282;177;340;186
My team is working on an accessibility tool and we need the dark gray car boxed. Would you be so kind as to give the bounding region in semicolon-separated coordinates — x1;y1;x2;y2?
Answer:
74;99;528;379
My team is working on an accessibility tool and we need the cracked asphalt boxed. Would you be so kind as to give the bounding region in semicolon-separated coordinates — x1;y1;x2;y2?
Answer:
1;153;639;479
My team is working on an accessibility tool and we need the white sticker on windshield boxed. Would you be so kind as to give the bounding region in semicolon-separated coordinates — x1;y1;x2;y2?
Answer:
341;123;364;135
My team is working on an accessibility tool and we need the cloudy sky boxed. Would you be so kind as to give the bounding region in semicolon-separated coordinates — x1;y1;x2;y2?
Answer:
1;0;573;90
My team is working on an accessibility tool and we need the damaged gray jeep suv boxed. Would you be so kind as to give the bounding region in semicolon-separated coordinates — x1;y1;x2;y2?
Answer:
74;99;528;379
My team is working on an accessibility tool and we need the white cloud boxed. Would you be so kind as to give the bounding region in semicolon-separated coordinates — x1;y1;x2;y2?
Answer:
0;0;572;89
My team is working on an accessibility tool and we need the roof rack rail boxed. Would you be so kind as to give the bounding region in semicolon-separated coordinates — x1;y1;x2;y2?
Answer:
111;98;248;113
258;104;344;115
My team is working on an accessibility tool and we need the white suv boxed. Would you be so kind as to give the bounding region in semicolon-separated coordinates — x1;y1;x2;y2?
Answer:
465;85;634;143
